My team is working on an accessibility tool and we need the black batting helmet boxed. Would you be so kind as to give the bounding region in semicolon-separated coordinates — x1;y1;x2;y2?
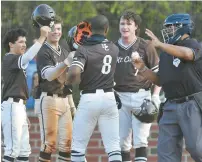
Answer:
67;21;92;51
32;4;55;28
132;99;158;123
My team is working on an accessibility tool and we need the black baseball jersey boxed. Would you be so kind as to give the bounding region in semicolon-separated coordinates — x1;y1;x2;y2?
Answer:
71;35;119;90
37;42;69;95
114;37;159;92
159;38;202;99
2;54;28;101
63;84;73;95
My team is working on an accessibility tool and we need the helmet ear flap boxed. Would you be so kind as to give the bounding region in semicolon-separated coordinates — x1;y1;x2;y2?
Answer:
66;26;78;51
66;21;92;51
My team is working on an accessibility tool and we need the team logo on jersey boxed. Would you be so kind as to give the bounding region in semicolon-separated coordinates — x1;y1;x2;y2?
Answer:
117;51;142;64
117;56;131;63
102;43;109;51
173;58;181;67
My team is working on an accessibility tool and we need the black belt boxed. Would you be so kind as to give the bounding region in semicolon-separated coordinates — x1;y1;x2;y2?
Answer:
4;97;23;102
46;92;66;98
135;88;150;93
169;95;194;104
82;88;113;94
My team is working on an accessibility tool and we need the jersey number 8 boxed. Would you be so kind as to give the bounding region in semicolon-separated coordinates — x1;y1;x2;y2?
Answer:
101;55;112;74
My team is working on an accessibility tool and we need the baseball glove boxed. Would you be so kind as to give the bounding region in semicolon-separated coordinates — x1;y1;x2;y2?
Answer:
114;91;122;109
132;99;159;123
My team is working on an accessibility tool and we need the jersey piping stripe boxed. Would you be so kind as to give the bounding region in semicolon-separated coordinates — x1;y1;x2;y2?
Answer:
40;97;46;151
18;55;23;69
72;61;84;68
151;65;159;72
71;61;84;71
10;103;13;157
71;63;84;72
118;38;137;50
44;42;61;56
41;65;55;79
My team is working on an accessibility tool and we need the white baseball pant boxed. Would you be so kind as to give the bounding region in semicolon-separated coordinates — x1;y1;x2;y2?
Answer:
118;89;152;151
71;89;121;162
1;98;31;160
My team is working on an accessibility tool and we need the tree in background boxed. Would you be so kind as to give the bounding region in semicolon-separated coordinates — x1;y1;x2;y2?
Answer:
2;1;202;51
2;1;202;106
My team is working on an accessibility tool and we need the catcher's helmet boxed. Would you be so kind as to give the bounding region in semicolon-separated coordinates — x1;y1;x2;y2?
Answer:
161;13;194;44
32;4;55;28
67;21;92;51
132;99;158;123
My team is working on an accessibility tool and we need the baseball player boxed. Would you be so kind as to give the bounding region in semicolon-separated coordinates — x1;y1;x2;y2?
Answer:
64;21;92;119
132;13;202;162
67;15;122;162
35;15;74;162
114;11;161;162
1;26;50;162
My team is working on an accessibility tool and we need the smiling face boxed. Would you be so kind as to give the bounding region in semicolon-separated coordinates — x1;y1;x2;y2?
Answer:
119;17;138;39
9;36;26;55
47;23;62;44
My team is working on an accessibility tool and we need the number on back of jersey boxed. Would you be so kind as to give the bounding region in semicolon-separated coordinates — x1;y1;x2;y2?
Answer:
101;55;112;74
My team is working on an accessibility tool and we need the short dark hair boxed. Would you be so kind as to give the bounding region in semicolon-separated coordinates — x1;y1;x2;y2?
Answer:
120;11;142;36
2;28;27;52
90;15;109;34
54;15;63;25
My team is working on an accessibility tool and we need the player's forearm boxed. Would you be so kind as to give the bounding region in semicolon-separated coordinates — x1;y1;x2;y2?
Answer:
152;85;161;95
158;42;194;61
66;66;81;84
21;42;43;67
67;94;75;108
44;62;68;81
142;67;161;86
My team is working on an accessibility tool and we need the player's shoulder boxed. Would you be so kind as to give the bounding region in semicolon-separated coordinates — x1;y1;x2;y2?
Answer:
108;40;118;47
138;37;150;48
3;53;20;62
109;41;119;54
60;45;70;57
77;45;87;53
37;43;52;57
183;38;201;48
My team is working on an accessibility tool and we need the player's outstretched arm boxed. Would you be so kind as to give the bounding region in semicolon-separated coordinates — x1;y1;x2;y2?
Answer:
141;67;160;86
131;56;160;86
66;65;81;84
145;28;194;61
21;26;50;68
43;51;75;81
